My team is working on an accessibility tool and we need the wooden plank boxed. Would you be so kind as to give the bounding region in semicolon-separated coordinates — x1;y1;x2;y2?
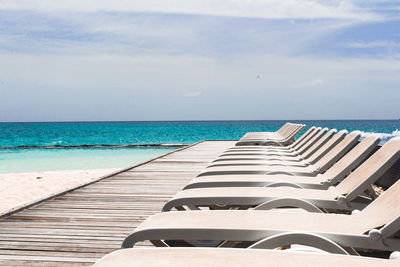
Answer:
0;242;118;251
0;255;96;263
0;249;104;258
0;261;91;267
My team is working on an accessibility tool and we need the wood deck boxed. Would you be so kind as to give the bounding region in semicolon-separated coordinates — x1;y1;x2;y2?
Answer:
0;141;235;266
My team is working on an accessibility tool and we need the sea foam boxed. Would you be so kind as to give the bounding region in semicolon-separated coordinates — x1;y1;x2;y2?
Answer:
358;129;400;145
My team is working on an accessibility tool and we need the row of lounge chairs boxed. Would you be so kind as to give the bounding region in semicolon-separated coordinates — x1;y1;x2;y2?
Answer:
236;122;305;146
94;124;400;266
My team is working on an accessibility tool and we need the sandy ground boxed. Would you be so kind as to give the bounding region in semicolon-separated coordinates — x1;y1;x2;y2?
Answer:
0;168;120;214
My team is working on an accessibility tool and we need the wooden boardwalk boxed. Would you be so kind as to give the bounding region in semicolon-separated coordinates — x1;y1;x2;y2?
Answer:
0;141;235;266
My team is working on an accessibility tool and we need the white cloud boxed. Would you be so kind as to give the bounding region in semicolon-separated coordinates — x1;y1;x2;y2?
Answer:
184;91;202;97
0;1;388;60
0;1;398;121
294;78;325;88
0;0;379;20
0;9;362;59
344;40;400;49
310;78;324;86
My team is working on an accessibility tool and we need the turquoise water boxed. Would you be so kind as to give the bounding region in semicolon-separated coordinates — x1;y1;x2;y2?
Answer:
0;148;175;173
1;120;399;173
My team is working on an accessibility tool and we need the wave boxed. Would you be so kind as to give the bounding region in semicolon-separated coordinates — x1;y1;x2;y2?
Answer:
0;143;187;150
358;130;400;145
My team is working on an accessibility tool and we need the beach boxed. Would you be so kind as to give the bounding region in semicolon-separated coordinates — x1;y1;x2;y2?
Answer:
1;2;399;264
0;168;119;214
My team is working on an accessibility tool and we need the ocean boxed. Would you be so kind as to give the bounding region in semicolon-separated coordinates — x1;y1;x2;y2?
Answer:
1;120;399;173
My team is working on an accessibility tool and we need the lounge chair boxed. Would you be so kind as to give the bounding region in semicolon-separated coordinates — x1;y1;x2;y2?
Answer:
236;123;305;146
235;123;292;145
199;130;348;177
162;137;400;211
229;126;316;151
184;135;380;190
239;122;291;140
267;123;304;140
93;247;400;267
241;123;296;141
122;179;400;255
225;127;324;155
263;124;305;145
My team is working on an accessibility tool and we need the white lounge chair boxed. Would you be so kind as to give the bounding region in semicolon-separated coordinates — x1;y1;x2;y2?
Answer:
122;179;400;256
236;123;305;146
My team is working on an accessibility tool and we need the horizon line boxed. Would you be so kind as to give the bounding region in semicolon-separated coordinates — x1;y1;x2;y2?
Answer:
1;119;399;123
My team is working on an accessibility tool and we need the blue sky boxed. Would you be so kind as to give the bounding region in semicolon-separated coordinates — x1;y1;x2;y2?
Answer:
0;0;399;121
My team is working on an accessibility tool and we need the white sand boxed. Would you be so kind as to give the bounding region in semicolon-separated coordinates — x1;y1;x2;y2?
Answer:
0;168;120;214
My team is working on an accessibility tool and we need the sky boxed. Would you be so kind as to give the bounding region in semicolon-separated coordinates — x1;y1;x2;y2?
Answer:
0;0;399;121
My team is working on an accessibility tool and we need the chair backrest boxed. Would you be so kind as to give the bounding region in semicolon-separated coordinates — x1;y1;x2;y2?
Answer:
282;124;305;141
354;179;400;234
293;127;321;150
278;124;294;139
297;128;328;154
306;130;347;165
322;135;380;184
290;126;314;148
312;131;359;172
334;137;400;201
276;122;291;135
282;123;300;137
302;129;337;159
291;126;316;149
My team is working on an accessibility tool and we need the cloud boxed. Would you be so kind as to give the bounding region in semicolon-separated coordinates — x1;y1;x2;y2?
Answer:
184;91;202;97
0;0;380;20
344;40;400;49
0;1;398;121
310;78;324;86
0;9;357;58
0;1;393;60
294;78;325;88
